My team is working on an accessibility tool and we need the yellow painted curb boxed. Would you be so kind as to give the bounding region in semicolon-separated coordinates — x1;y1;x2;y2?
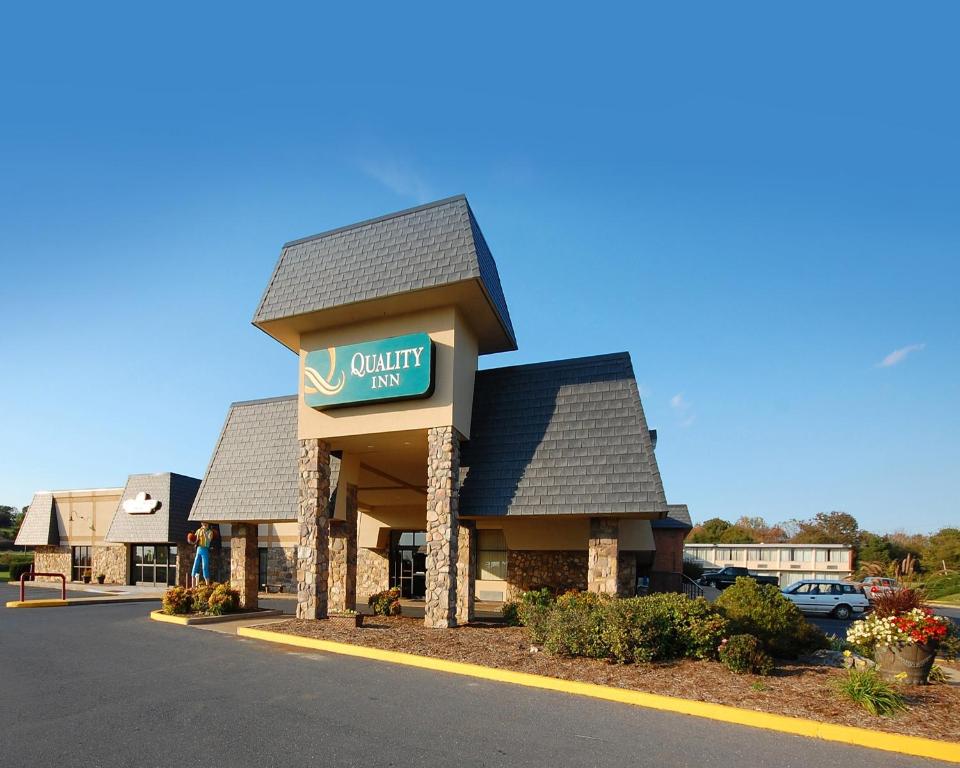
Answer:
149;611;191;625
237;626;960;764
6;599;69;608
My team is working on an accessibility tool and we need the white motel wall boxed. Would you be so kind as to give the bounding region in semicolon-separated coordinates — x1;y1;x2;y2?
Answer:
683;543;855;586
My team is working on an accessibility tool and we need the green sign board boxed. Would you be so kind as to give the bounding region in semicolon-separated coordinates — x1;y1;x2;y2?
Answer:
303;332;435;410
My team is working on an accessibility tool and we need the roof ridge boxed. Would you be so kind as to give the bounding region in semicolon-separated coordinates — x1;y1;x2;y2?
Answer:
281;194;468;249
229;394;297;407
478;351;631;376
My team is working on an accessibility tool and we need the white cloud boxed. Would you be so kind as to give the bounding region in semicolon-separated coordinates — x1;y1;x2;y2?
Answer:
360;158;433;203
670;393;696;427
877;343;926;368
670;393;688;410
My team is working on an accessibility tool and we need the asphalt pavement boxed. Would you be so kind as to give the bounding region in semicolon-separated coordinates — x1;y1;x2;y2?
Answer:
2;584;953;768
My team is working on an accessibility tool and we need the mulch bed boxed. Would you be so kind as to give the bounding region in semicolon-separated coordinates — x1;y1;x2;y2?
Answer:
257;616;960;742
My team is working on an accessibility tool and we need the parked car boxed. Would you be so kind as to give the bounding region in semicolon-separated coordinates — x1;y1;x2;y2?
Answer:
781;580;871;619
859;576;900;600
698;566;779;589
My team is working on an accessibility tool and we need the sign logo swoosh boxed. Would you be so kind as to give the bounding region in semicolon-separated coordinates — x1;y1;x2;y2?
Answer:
303;347;345;396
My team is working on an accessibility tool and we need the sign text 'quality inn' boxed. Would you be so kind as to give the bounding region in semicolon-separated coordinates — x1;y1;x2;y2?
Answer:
303;332;435;410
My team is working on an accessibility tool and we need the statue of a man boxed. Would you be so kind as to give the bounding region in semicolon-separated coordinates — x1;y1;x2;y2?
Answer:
187;522;217;585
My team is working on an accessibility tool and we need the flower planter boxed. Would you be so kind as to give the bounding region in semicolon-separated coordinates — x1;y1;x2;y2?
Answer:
875;642;937;685
328;613;363;628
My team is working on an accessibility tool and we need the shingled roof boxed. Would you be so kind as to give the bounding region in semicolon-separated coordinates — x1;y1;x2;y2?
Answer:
105;473;201;543
459;353;668;517
253;195;516;351
14;492;59;546
188;396;340;522
653;504;692;530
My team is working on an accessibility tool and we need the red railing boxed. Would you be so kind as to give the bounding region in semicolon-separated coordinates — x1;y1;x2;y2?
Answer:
19;571;67;601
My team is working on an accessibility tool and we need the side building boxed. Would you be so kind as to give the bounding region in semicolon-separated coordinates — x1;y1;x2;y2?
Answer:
683;542;855;586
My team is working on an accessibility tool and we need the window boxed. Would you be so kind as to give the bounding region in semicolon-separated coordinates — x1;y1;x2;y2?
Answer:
716;548;732;562
477;530;507;580
758;548;776;562
829;549;847;563
780;548;794;562
795;549;813;562
729;548;746;561
816;549;828;562
71;546;92;582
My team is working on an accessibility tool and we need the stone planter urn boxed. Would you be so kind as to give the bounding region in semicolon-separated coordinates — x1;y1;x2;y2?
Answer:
875;642;937;685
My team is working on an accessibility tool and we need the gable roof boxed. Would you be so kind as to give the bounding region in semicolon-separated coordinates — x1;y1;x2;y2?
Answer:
105;473;201;543
653;504;692;530
14;493;59;546
459;353;668;517
188;396;340;522
253;195;516;352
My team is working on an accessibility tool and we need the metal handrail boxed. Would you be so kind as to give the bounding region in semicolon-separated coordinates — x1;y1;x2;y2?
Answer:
20;571;67;601
680;574;704;599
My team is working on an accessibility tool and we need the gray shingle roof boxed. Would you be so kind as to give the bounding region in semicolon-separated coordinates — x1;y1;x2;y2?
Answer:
14;493;59;546
459;353;668;517
253;195;516;350
653;504;692;530
189;396;340;522
105;473;201;543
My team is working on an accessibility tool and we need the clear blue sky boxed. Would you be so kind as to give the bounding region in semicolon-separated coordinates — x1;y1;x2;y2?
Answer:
2;3;957;534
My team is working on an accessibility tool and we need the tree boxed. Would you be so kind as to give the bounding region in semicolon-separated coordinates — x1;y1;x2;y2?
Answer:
733;516;788;543
921;528;960;573
718;525;758;544
0;505;14;529
688;517;732;543
791;511;860;546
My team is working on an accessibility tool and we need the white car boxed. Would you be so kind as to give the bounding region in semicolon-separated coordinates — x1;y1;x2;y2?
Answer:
781;580;871;620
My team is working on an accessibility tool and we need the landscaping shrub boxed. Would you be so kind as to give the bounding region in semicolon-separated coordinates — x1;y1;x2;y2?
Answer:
920;572;960;601
715;577;827;658
516;587;556;642
162;586;192;615
9;561;34;581
501;601;521;626
835;668;906;716
208;583;241;615
872;588;926;617
939;620;960;661
368;587;401;616
191;583;215;613
719;634;774;675
542;591;608;658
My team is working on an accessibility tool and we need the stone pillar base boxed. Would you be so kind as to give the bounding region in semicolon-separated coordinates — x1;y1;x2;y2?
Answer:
588;517;620;596
230;523;259;610
297;438;331;620
329;483;358;613
425;426;461;628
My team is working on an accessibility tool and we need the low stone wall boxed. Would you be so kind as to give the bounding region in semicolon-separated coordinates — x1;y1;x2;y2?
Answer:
505;550;587;600
92;545;129;585
33;546;71;582
357;547;389;599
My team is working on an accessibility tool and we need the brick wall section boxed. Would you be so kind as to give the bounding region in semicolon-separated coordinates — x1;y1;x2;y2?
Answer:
505;551;587;599
297;438;331;619
652;528;685;574
357;548;389;599
456;521;475;624
588;517;620;595
328;483;358;612
425;426;461;628
92;545;129;585
33;546;71;582
230;523;259;609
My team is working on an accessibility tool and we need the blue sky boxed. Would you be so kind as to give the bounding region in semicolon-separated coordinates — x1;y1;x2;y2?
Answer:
1;3;957;533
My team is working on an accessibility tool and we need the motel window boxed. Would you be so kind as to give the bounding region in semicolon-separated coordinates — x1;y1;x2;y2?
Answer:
758;548;776;562
780;548;793;562
795;549;813;562
829;549;847;563
729;548;746;561
477;530;507;580
716;548;732;562
816;549;828;563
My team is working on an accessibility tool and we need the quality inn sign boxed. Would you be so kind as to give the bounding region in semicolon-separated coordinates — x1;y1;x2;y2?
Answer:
303;332;435;410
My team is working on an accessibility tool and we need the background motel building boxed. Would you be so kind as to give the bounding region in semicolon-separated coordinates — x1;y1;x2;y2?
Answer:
17;195;693;626
684;543;856;586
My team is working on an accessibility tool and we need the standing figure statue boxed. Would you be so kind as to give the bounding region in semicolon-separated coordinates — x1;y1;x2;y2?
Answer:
187;521;218;585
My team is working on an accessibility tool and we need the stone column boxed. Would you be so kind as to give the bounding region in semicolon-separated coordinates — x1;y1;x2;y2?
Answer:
297;438;331;620
425;426;461;628
456;520;475;624
588;517;620;595
230;523;259;609
328;482;358;613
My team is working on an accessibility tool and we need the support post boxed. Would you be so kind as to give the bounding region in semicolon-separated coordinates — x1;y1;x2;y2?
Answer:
588;517;620;596
297;438;331;620
329;482;358;612
425;426;461;628
230;523;259;610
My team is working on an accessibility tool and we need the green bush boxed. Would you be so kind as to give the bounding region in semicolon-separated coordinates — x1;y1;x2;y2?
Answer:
715;577;828;658
939;620;960;661
162;586;193;615
368;587;402;616
835;668;906;716
719;634;774;675
542;591;609;658
501;601;521;626
921;572;960;600
516;588;557;641
191;583;215;613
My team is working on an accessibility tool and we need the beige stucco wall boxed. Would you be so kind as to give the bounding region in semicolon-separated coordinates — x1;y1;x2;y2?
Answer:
474;517;654;552
298;306;479;442
51;489;123;547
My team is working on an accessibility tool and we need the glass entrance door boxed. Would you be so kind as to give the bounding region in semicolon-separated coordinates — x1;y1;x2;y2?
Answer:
132;544;178;586
389;531;427;599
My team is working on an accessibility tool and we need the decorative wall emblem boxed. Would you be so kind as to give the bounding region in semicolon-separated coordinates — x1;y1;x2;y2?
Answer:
123;491;161;514
304;332;435;410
